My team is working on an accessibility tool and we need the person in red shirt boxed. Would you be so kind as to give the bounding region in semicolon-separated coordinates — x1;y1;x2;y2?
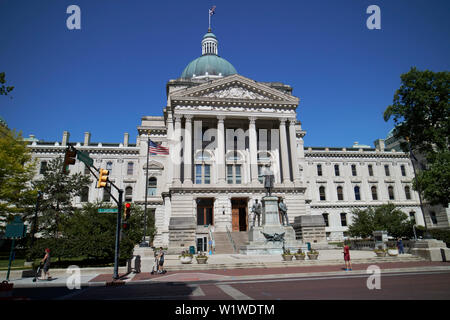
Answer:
343;244;352;271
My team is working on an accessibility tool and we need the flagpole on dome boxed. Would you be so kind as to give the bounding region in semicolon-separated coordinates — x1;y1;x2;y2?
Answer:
140;132;150;247
208;5;216;32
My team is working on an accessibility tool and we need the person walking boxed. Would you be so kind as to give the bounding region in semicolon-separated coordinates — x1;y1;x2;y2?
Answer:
343;244;352;271
40;248;52;280
397;238;405;254
157;247;166;274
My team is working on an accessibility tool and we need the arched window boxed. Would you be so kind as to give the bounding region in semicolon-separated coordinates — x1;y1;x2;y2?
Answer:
40;161;48;174
340;213;347;227
354;186;361;201
404;186;411;200
337;186;344;201
371;186;378;200
319;186;326;201
127;162;134;175
80;187;89;202
148;177;157;196
322;213;329;227
388;186;395;200
334;164;340;176
368;164;374;176
125;186;133;202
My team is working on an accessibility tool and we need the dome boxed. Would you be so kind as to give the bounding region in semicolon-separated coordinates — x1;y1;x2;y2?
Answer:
181;55;237;79
203;32;216;39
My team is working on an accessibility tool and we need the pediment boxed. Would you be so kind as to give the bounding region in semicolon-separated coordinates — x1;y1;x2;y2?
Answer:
171;74;298;104
143;160;164;170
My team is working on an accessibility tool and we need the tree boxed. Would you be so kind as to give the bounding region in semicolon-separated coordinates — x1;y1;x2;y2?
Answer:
348;204;414;239
383;67;450;206
0;72;14;96
0;125;36;229
32;157;91;241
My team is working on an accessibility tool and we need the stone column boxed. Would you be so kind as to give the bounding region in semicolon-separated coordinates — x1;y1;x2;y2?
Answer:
183;115;193;186
288;118;301;184
172;114;182;186
279;119;291;184
217;115;226;184
249;117;259;184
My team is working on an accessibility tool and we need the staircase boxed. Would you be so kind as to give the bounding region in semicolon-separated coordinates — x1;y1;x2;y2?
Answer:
213;231;248;254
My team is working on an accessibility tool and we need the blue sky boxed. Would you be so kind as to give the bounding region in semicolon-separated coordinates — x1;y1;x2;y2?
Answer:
1;0;449;147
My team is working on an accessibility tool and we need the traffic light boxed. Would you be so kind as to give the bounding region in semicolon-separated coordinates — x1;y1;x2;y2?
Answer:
63;147;77;174
97;169;109;188
124;203;131;220
122;222;129;231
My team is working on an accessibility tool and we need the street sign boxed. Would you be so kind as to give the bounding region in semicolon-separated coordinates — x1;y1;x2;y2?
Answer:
5;216;26;239
98;208;118;214
77;150;94;167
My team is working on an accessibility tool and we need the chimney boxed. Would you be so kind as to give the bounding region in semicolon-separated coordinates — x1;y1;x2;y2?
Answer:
84;132;91;146
62;131;70;146
123;132;129;147
374;139;385;151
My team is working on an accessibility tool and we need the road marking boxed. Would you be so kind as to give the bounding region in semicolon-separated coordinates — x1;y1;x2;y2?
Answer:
217;284;253;300
190;284;205;297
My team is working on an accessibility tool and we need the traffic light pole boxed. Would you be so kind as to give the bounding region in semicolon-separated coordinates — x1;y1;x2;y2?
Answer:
113;189;123;280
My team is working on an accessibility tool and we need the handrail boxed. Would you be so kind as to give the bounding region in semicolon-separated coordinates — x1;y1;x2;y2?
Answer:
225;226;238;253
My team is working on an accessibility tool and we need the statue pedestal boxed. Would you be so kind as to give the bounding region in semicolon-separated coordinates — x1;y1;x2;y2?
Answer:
241;196;303;255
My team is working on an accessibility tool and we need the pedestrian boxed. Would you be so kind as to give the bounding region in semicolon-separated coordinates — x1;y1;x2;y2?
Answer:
157;247;166;274
397;238;404;254
343;244;352;271
40;248;52;280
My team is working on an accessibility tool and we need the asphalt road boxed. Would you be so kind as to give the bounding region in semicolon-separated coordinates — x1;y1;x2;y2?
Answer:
9;270;450;300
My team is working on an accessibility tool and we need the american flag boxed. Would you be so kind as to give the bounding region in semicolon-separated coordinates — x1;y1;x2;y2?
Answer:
148;139;169;155
209;5;216;16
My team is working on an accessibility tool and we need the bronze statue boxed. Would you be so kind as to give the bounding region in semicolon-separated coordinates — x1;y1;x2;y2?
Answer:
251;199;262;227
279;199;289;226
263;164;274;196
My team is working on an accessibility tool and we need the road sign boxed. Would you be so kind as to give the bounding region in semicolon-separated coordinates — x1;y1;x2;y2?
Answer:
77;150;94;167
5;216;26;239
98;208;118;214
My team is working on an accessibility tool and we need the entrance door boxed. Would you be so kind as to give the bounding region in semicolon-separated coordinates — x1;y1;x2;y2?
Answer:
231;198;248;231
197;198;214;226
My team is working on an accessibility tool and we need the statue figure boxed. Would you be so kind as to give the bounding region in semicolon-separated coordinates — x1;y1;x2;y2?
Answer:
279;199;289;226
263;164;275;196
251;199;262;227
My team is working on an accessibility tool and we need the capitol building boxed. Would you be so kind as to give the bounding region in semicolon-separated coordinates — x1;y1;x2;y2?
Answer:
25;29;448;252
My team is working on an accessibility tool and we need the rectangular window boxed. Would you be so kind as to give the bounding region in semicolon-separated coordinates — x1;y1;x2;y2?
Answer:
40;161;47;174
235;165;241;184
384;165;390;176
195;164;202;184
127;162;134;175
322;213;329;227
351;164;357;176
368;165;374;176
401;165;406;176
334;165;340;176
227;165;233;184
204;165;210;184
340;213;347;227
317;164;322;176
258;165;264;183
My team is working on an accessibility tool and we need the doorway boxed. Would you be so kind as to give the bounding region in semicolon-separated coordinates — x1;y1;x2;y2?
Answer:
231;198;248;231
197;198;214;226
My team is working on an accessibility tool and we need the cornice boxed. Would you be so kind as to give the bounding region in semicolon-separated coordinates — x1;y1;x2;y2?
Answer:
305;150;409;159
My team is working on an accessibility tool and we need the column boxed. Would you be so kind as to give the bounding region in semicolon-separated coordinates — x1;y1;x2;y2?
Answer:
249;117;259;184
288;118;301;184
217;115;226;184
183;115;193;186
172;114;182;186
166;113;174;186
279;119;291;184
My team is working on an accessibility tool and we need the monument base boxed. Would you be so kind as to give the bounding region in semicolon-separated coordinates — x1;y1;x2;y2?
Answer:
411;239;450;262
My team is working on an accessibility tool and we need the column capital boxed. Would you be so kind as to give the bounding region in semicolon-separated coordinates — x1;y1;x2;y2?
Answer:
249;116;257;125
288;118;297;125
217;115;226;122
184;114;193;121
279;118;287;125
174;114;183;122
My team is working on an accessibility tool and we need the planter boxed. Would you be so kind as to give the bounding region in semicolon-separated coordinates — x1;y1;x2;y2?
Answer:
282;255;294;261
388;249;399;256
375;251;386;257
196;258;208;264
307;253;319;260
295;254;305;261
180;256;193;264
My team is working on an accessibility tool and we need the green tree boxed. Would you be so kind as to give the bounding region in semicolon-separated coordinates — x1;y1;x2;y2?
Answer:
0;125;36;229
0;72;14;96
32;157;91;241
348;207;375;238
383;67;450;206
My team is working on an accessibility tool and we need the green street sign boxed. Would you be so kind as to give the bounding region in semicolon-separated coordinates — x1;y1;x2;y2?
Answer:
5;216;26;239
98;208;118;214
77;151;94;167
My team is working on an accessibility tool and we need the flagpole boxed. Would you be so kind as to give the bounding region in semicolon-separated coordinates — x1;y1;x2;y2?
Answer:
208;10;211;31
140;133;150;247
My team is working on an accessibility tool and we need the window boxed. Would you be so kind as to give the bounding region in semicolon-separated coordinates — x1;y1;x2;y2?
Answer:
127;162;134;175
204;164;211;184
235;165;241;184
351;164;357;176
340;213;347;227
258;165;264;183
409;211;416;224
106;161;113;173
405;186;411;200
371;186;378;200
317;164;322;176
334;164;340;176
227;165;233;184
368;164;374;176
195;164;202;184
401;165;406;176
337;186;344;201
319;186;326;201
147;177;157;196
40;161;47;174
227;164;241;184
103;186;111;202
125;186;133;202
80;187;89;202
388;186;395;200
430;211;437;225
384;165;390;176
354;186;361;201
322;213;329;227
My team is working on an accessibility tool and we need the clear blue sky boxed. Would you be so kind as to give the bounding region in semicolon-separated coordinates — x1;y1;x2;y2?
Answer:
1;0;449;147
